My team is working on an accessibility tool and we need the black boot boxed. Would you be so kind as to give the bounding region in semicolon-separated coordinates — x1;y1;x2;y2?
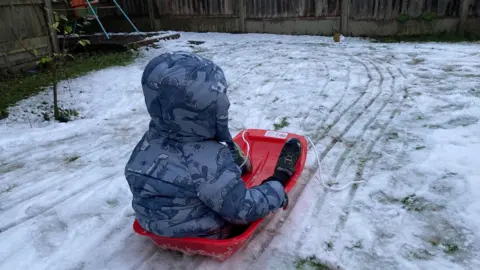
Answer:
266;138;302;187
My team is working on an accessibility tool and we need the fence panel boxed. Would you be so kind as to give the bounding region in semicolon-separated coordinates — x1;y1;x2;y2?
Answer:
349;0;463;20
0;2;51;72
155;0;236;16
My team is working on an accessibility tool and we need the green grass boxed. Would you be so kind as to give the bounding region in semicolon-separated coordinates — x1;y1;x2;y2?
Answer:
443;242;459;254
0;184;18;194
325;241;334;251
0;51;139;119
295;256;333;270
106;199;119;207
372;32;480;43
401;193;444;212
352;240;363;249
274;117;289;130
65;155;80;163
0;163;25;174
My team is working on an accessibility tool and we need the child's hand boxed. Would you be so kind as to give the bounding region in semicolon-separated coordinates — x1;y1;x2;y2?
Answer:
230;142;252;175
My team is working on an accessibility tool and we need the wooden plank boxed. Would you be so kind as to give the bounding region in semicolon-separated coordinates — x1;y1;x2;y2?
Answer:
0;36;50;55
0;5;48;41
315;0;324;17
0;46;49;68
0;0;43;6
386;0;393;19
459;0;473;34
147;0;156;31
239;0;246;31
341;0;349;34
44;0;59;54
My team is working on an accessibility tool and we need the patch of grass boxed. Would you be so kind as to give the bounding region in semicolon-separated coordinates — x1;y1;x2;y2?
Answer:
0;51;139;115
407;248;435;260
401;194;417;208
0;110;9;120
352;240;363;249
372;32;480;43
42;112;50;121
398;13;410;23
295;256;333;270
65;155;80;163
421;12;437;21
325;241;334;251
0;163;25;174
106;199;119;207
187;40;205;45
443;242;459;254
42;107;79;122
401;194;444;212
57;108;79;123
0;184;18;194
424;124;441;129
411;57;426;65
274;117;289;130
386;131;399;140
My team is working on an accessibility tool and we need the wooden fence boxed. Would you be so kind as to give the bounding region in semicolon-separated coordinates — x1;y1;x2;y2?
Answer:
2;0;478;75
0;0;57;75
136;0;479;19
95;0;480;36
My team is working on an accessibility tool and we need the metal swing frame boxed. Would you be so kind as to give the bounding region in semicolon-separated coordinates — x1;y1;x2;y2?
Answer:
72;0;140;39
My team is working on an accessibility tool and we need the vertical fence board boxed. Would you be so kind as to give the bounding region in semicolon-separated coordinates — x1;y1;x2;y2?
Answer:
0;2;51;72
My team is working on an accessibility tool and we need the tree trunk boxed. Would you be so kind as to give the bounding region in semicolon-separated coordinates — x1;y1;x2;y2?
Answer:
53;61;59;121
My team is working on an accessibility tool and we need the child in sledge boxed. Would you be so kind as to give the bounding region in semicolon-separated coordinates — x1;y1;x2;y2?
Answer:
125;52;302;239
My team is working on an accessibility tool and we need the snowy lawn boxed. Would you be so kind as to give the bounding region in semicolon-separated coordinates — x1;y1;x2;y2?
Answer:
1;32;479;270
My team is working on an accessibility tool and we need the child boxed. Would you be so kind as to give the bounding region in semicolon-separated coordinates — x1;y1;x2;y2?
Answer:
125;52;302;239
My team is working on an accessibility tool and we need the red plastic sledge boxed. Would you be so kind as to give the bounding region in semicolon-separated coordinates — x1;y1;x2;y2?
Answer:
132;129;308;261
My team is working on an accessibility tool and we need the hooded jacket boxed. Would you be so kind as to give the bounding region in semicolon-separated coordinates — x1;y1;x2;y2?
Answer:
125;52;286;239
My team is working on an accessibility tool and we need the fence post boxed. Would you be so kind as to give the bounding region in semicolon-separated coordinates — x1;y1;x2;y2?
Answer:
458;0;471;35
341;0;350;35
238;0;245;33
147;0;156;31
43;0;59;54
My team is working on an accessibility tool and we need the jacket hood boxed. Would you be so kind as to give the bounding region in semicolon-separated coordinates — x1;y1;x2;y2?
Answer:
141;51;232;143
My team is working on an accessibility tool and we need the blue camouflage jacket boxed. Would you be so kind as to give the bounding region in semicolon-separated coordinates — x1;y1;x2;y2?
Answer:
125;52;287;239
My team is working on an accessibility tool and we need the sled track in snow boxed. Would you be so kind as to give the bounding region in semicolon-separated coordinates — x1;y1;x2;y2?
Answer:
328;59;390;181
312;58;371;142
331;62;398;237
0;121;137;234
335;62;409;263
364;63;408;178
300;61;331;128
290;58;380;253
240;55;385;267
293;58;408;262
0;172;116;233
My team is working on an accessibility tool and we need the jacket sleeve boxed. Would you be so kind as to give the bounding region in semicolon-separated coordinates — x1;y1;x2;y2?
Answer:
196;147;287;225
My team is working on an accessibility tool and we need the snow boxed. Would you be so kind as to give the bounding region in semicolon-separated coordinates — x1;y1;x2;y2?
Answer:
1;32;480;270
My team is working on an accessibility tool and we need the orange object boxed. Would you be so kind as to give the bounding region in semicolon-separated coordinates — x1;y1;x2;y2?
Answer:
70;0;99;8
132;129;309;261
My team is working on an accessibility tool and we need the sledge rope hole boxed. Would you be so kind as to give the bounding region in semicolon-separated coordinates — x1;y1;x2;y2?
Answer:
239;130;365;191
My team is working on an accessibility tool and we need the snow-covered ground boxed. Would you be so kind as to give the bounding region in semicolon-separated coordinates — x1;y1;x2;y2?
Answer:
1;32;479;270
